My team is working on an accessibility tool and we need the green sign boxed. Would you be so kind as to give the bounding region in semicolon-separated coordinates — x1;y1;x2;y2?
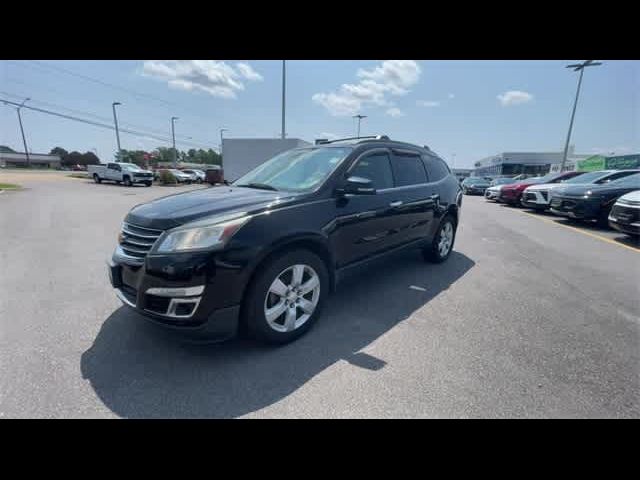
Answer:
605;154;640;170
577;155;606;172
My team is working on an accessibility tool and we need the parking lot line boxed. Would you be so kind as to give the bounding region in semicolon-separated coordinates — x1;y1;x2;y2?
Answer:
517;209;639;254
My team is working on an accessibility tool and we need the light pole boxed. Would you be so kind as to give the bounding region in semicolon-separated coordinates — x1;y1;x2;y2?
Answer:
560;60;603;172
16;97;31;167
353;114;367;138
112;102;122;160
219;128;228;163
281;60;286;139
171;116;179;167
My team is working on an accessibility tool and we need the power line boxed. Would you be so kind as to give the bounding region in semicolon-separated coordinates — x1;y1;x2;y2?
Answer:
19;60;215;123
1;98;214;150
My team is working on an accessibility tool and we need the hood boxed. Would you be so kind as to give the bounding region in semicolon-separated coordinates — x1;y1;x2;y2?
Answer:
126;186;299;230
616;190;640;205
526;183;561;192
556;183;639;198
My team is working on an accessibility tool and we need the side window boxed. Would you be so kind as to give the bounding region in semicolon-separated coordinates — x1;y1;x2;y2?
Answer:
423;155;450;182
107;163;117;170
350;151;394;190
391;152;428;187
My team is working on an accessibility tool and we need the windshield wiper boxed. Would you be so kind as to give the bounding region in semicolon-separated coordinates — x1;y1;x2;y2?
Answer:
236;182;279;191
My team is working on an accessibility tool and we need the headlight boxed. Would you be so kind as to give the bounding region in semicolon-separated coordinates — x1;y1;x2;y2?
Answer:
156;215;250;253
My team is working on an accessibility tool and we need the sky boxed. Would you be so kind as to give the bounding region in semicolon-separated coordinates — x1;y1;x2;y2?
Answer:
1;60;638;169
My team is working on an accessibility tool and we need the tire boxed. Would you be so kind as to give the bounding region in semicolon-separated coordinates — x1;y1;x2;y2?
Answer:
242;249;329;345
144;181;152;187
197;178;203;184
423;214;457;263
123;176;132;187
596;207;612;228
93;174;102;184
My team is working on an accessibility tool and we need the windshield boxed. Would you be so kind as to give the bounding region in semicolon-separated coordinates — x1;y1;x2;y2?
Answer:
490;178;515;186
464;177;490;184
121;163;142;171
233;147;353;192
607;173;640;187
563;171;610;184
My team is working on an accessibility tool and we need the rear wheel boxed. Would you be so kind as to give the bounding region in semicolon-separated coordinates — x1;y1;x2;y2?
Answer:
243;249;328;344
93;174;101;184
423;215;457;263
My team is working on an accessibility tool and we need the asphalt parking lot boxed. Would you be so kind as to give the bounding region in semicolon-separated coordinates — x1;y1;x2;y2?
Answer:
1;172;638;418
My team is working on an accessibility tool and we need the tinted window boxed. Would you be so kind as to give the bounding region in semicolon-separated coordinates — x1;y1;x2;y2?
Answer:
423;155;450;182
107;163;117;170
391;153;428;187
607;173;640;187
350;152;394;190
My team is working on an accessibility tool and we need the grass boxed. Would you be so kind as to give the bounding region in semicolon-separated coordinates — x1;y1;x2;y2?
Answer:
0;183;21;190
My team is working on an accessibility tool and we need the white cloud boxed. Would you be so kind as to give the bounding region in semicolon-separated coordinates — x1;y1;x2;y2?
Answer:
448;93;455;99
142;60;263;99
236;62;263;81
497;90;533;106
417;100;440;107
386;107;405;117
313;60;421;116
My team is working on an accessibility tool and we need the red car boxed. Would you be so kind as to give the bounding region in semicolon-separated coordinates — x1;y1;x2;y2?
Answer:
497;171;582;206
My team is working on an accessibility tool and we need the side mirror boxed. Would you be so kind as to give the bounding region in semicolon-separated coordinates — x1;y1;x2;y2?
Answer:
337;176;376;195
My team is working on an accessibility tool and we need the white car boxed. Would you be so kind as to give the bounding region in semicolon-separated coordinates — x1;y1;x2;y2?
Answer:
484;178;516;201
168;169;194;184
608;190;640;237
522;169;640;210
181;169;206;183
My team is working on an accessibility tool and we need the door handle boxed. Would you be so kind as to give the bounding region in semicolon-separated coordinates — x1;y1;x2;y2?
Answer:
389;201;403;208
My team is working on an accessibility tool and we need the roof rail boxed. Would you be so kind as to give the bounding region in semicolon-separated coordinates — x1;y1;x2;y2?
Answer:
318;135;390;144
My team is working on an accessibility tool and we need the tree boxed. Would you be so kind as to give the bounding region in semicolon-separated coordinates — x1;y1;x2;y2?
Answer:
82;151;101;166
49;147;68;157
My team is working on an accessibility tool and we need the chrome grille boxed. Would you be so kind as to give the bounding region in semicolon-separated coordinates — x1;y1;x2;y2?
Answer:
119;222;163;259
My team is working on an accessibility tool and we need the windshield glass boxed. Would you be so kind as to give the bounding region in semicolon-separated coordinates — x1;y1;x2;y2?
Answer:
490;178;515;186
563;171;609;184
464;177;489;184
233;147;353;192
121;163;142;171
607;173;640;187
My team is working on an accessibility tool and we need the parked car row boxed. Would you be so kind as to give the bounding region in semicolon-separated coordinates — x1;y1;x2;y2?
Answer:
483;169;640;237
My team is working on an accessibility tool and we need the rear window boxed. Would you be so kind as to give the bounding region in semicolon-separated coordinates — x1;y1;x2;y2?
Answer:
391;153;428;186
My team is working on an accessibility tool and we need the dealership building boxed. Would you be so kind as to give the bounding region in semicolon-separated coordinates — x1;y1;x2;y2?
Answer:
0;152;62;168
472;147;590;177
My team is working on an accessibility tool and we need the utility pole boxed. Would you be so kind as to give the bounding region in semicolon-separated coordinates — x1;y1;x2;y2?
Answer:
560;60;603;172
112;102;122;160
281;60;286;139
16;98;31;167
353;114;367;138
171;116;179;167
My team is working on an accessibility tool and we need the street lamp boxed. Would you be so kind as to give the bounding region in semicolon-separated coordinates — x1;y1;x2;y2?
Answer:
353;114;367;138
112;102;122;159
560;60;603;172
171;116;179;167
281;60;286;139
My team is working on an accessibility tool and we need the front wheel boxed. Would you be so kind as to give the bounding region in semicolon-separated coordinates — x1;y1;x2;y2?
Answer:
144;181;152;187
243;249;328;344
123;176;132;187
93;174;101;184
423;215;457;263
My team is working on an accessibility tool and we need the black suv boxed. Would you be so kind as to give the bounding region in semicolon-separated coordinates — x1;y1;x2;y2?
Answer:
107;136;462;344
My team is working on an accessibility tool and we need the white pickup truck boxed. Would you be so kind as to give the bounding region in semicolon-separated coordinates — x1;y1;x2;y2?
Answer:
88;163;154;187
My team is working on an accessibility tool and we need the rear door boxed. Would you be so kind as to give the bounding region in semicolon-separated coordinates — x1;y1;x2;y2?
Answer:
387;149;436;245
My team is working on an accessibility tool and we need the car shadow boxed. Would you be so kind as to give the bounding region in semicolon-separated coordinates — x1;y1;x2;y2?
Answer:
80;249;475;418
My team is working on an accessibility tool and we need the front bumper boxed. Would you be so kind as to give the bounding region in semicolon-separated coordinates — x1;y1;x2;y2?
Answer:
521;191;551;209
549;197;602;220
107;253;242;342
